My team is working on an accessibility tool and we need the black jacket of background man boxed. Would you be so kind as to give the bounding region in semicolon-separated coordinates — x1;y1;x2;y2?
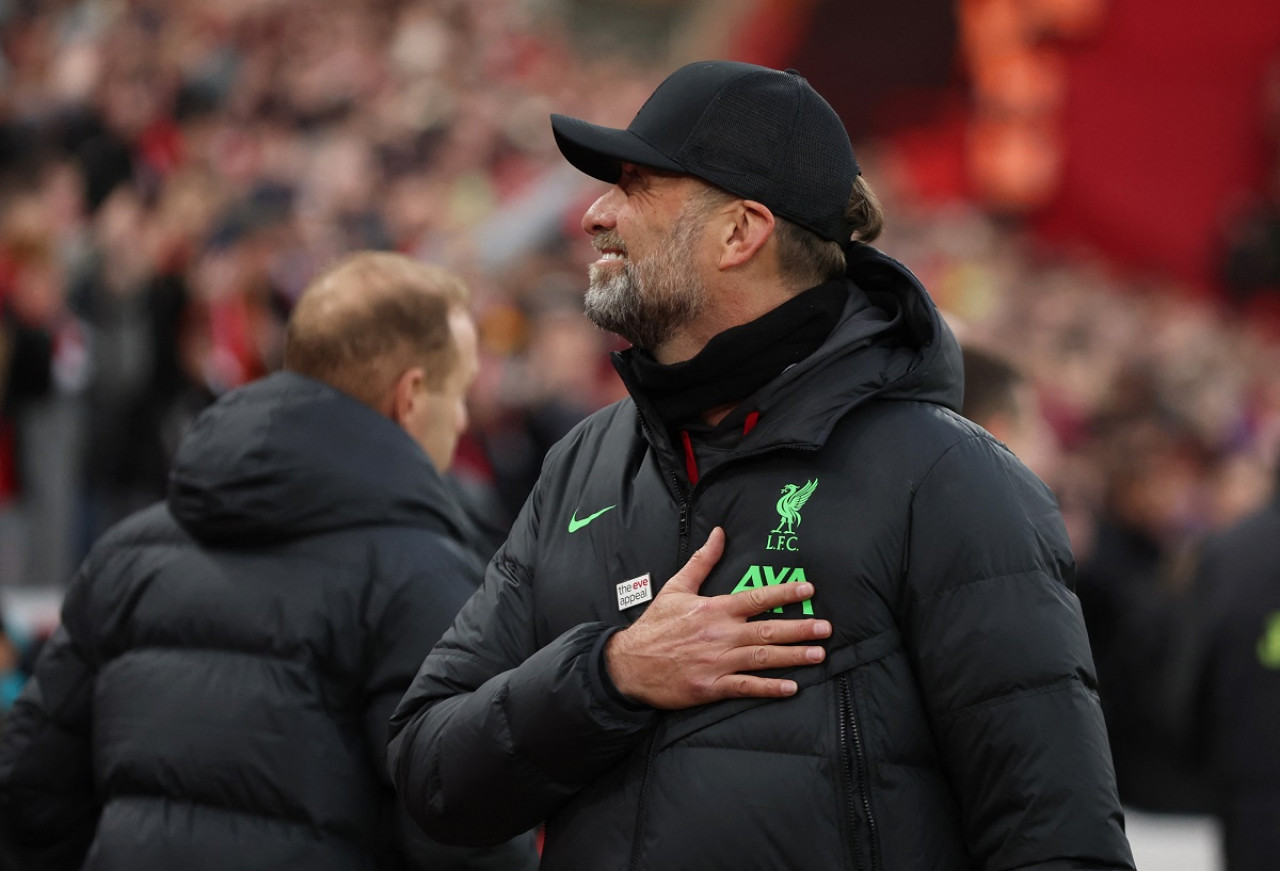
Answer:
1179;474;1280;871
389;245;1136;871
0;372;538;871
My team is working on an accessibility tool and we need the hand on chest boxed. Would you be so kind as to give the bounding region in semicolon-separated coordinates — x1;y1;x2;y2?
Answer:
540;470;865;634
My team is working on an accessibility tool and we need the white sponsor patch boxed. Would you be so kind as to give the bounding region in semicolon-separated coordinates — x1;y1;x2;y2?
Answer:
616;573;653;611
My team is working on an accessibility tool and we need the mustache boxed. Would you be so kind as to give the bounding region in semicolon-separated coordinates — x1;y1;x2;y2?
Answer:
592;232;628;255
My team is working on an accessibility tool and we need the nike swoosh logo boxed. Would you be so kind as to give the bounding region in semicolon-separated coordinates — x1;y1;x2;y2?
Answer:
568;504;616;533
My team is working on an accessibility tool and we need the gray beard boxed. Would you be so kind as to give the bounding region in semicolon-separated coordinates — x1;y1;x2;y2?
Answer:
583;222;705;351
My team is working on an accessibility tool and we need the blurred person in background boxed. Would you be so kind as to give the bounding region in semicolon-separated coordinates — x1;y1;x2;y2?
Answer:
1174;461;1280;871
0;207;57;586
69;182;209;549
0;175;85;591
0;620;22;724
389;61;1133;870
457;292;610;553
0;602;44;734
1073;393;1215;815
1219;52;1280;337
0;252;538;871
960;343;1059;482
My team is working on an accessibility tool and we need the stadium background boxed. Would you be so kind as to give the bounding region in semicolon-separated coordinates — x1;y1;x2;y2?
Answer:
3;0;1280;866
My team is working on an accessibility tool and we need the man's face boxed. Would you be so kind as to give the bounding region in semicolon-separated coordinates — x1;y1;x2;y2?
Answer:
405;308;479;472
582;164;712;351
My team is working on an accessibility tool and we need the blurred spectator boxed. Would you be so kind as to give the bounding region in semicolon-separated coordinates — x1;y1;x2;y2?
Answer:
0;602;43;729
1218;51;1280;336
0;169;85;590
70;184;204;545
960;342;1059;481
1176;466;1280;871
0;623;20;723
1073;403;1214;813
455;287;612;550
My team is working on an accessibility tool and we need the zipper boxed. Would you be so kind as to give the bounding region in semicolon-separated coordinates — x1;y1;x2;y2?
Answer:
676;498;691;561
838;674;880;871
631;407;680;871
636;410;696;563
628;730;659;871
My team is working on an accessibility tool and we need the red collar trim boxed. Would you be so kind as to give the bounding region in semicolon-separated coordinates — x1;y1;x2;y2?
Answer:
680;430;699;485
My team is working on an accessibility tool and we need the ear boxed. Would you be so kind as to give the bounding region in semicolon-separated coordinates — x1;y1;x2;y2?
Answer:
716;200;776;271
388;366;425;426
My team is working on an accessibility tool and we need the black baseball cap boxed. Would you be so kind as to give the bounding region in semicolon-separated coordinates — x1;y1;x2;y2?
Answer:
551;60;859;244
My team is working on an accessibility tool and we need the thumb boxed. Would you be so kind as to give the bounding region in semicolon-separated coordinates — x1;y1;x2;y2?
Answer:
661;527;725;595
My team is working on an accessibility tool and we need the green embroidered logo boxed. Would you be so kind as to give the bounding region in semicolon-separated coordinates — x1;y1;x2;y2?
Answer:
1258;611;1280;670
768;478;818;551
731;565;814;615
568;504;616;533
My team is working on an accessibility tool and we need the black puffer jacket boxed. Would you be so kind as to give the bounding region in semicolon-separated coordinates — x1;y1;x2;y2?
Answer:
0;372;537;871
389;245;1135;870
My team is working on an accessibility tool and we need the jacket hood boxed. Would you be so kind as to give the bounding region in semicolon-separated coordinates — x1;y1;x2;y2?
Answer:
774;241;962;410
168;372;465;546
747;242;962;447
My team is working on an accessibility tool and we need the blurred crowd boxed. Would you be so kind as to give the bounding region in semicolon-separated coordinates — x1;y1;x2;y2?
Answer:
2;0;1280;839
0;0;668;588
882;187;1280;814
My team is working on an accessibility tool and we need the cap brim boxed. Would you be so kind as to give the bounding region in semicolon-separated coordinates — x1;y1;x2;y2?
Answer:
551;114;685;183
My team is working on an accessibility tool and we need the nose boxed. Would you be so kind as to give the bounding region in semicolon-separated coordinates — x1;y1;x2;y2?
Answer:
581;188;619;236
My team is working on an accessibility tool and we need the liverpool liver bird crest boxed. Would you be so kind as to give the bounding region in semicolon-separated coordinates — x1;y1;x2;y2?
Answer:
772;479;818;535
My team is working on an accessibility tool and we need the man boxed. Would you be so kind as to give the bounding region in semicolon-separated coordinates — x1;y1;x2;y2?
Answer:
389;61;1135;870
960;343;1058;482
0;252;538;870
1174;468;1280;871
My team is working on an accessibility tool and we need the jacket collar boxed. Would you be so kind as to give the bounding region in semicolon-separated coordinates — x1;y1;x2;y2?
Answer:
618;243;962;468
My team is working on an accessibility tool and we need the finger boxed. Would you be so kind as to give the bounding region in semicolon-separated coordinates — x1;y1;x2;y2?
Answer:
660;527;726;595
707;674;801;702
729;641;827;674
739;618;832;647
725;579;815;617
